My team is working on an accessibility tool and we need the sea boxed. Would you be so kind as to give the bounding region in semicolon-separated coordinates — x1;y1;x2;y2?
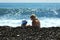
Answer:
0;3;60;28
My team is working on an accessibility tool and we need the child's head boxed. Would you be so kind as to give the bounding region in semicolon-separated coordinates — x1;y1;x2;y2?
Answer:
22;20;27;25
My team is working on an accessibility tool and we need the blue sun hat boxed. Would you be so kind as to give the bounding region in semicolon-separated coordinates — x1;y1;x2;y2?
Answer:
22;20;27;25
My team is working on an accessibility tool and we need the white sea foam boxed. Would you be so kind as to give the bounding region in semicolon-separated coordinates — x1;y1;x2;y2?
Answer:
0;18;60;28
40;18;60;28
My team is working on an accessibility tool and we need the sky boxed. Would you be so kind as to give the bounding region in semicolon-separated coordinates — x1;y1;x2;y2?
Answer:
0;0;60;3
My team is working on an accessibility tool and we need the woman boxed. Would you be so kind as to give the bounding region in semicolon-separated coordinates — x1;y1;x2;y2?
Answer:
30;14;40;29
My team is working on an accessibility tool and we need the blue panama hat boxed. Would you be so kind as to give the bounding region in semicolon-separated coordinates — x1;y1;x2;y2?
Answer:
22;20;27;25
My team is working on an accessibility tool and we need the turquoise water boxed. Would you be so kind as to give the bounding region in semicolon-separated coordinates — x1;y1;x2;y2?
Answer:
0;3;60;8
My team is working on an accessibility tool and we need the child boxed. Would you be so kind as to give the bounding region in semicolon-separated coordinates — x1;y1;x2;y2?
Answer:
21;20;27;29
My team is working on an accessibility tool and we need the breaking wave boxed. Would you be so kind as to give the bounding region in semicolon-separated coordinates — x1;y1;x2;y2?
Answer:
0;8;60;27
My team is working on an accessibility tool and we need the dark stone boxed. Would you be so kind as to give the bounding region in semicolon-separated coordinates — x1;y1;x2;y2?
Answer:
0;26;60;40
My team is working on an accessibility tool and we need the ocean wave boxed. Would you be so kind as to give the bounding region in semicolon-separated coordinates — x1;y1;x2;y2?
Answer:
0;8;60;20
0;8;59;27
